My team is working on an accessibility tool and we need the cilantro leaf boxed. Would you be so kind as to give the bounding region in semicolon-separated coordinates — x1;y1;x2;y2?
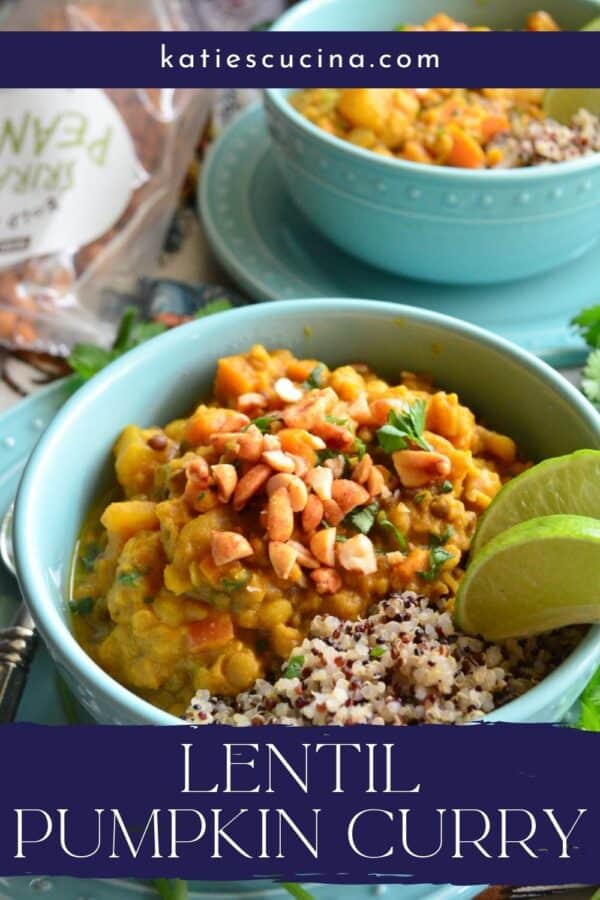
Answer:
377;399;431;453
582;348;600;406
117;570;142;587
245;414;278;434
353;436;367;460
194;298;232;318
571;304;600;349
80;543;100;572
325;414;349;426
418;546;454;582
304;364;326;389
370;645;386;659
429;526;454;548
68;344;117;380
438;480;453;494
69;596;94;615
345;501;379;534
376;511;408;551
221;573;250;593
283;655;305;679
578;666;600;730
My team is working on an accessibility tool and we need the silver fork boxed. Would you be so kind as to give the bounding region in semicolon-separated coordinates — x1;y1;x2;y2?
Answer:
0;503;37;723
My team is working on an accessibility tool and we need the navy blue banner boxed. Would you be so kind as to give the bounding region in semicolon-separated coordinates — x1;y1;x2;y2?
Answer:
0;32;598;87
0;723;598;884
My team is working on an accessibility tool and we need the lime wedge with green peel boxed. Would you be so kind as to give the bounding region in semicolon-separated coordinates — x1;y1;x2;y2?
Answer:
543;17;600;123
471;450;600;556
455;515;600;641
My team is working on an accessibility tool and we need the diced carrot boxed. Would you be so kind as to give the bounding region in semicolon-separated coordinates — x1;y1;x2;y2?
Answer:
445;127;485;168
481;114;510;142
184;406;248;446
286;358;323;382
187;613;234;651
278;428;318;466
215;355;258;402
391;548;430;583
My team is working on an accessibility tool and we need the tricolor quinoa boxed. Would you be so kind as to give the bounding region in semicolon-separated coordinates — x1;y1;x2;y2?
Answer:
186;592;582;725
489;109;600;168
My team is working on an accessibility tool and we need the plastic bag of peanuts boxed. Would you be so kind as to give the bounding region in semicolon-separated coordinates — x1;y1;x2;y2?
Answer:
0;0;212;355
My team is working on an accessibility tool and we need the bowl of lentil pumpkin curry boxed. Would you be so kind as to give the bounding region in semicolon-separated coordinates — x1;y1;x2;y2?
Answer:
265;0;600;283
15;300;600;725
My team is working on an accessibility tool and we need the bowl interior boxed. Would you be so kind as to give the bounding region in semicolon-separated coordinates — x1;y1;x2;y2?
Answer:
15;300;600;722
272;0;600;31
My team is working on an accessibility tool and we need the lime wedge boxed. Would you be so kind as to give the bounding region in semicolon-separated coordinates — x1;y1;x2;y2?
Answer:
455;514;600;640
471;450;600;556
543;18;600;123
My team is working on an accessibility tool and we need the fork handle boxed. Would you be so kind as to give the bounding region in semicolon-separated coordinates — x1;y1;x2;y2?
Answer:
0;621;37;723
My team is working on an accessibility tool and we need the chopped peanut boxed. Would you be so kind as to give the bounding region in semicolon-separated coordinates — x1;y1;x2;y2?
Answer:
269;541;298;579
211;531;254;566
274;377;303;403
302;494;324;532
331;479;370;514
211;464;238;503
392;450;451;487
337;534;378;575
310;527;337;567
262;449;295;473
232;463;271;511
267;487;295;542
306;466;333;501
311;567;342;594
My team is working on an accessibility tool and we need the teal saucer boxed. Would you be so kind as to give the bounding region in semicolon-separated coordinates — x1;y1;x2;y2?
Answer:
199;104;595;368
0;382;481;900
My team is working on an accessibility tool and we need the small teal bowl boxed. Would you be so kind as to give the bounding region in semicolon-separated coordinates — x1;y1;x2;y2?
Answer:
13;298;600;726
266;0;600;285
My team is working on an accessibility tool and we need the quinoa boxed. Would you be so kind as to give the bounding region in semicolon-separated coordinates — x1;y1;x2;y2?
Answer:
489;108;600;167
185;592;583;726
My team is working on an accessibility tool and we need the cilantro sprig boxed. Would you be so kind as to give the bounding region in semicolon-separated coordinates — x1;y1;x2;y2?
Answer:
303;363;326;389
69;299;232;383
283;656;305;679
376;511;408;551
572;304;600;407
377;399;432;453
345;501;379;534
418;545;454;582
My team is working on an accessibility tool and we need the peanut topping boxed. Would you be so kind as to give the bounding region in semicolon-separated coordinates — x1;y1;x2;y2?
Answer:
302;494;324;532
237;392;267;414
267;487;295;542
322;498;345;526
232;463;272;511
352;453;373;485
211;463;238;503
310;527;336;567
392;450;452;487
274;377;303;403
267;473;308;512
269;541;298;580
310;567;342;594
287;540;320;569
211;531;254;566
262;449;295;473
337;534;378;575
331;479;370;514
306;466;333;501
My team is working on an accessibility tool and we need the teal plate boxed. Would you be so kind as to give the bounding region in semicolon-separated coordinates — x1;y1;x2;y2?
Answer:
199;104;596;369
0;381;482;899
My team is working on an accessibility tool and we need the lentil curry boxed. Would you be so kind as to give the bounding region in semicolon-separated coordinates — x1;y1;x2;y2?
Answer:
291;11;565;169
71;346;528;716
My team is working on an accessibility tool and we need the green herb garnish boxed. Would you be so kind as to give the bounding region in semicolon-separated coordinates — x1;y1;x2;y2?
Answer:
429;526;454;547
439;480;453;494
345;501;379;534
418;546;454;582
325;414;349;426
413;491;427;505
376;511;408;551
221;573;250;593
579;666;600;730
80;543;100;572
117;570;142;587
304;364;326;389
353;436;367;460
572;304;600;407
69;596;94;615
245;413;278;434
377;399;431;453
370;645;386;659
194;298;232;318
283;655;305;679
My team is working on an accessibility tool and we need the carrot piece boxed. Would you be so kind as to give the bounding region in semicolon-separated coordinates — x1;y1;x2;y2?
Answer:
278;428;318;467
187;613;234;651
481;114;510;142
445;127;485;169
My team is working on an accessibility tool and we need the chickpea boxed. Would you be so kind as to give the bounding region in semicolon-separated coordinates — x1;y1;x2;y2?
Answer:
224;650;260;691
258;599;293;629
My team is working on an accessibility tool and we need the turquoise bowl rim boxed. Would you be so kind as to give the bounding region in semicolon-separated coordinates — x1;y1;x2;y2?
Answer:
267;0;600;182
13;298;600;727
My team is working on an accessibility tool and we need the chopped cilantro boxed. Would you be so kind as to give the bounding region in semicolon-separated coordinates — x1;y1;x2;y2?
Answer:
370;645;386;659
325;414;349;426
117;570;142;587
345;501;379;534
80;543;100;572
439;480;453;494
221;573;250;593
194;298;232;318
582;348;600;406
413;491;427;505
572;303;600;349
429;526;454;548
245;414;278;433
196;491;206;502
418;546;454;582
353;436;367;460
377;399;431;453
283;655;305;679
304;364;326;389
376;511;408;551
69;596;94;615
335;534;348;542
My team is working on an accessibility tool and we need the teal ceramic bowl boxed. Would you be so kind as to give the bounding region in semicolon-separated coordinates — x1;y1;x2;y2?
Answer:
265;0;600;284
13;299;600;726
